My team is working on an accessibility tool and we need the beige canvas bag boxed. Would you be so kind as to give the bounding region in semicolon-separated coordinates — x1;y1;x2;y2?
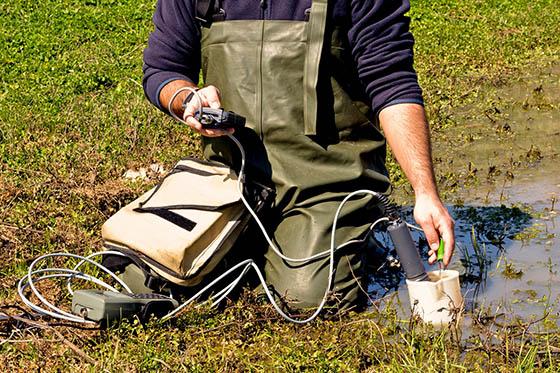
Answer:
101;158;252;287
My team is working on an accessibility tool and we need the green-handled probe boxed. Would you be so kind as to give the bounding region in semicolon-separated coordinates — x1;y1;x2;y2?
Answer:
437;238;445;272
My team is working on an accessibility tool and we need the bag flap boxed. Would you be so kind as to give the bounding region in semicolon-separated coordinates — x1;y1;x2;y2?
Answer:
101;158;246;280
101;189;245;277
140;158;241;209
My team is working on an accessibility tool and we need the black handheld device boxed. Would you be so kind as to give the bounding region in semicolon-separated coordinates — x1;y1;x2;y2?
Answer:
195;108;246;130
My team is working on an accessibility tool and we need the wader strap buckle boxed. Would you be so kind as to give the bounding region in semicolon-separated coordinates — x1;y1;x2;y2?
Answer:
304;0;329;136
195;0;225;28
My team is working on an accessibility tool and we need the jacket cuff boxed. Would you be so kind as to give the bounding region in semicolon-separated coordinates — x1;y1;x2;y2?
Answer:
376;97;424;118
143;70;194;113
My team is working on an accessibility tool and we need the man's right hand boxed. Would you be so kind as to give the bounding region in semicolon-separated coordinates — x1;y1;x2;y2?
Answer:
182;85;234;137
159;80;232;137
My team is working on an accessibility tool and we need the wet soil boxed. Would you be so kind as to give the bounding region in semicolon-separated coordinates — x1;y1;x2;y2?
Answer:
469;165;559;320
371;63;559;323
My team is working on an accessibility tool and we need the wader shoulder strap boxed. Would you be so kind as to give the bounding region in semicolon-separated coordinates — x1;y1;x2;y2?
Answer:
195;0;225;28
304;0;329;136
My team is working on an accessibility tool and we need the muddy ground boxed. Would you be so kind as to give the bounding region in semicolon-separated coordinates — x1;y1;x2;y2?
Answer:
376;63;559;327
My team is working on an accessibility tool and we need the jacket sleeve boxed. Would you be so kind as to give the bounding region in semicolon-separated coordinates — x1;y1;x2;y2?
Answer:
142;0;200;112
347;0;424;117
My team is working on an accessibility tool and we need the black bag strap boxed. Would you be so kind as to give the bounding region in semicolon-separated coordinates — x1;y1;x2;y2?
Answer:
136;200;240;212
133;207;197;231
195;0;225;28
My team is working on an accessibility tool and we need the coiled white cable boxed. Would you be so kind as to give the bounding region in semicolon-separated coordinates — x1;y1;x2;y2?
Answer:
17;251;133;323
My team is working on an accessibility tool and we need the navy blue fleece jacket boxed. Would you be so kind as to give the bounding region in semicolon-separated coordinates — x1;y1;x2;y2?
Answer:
142;0;423;116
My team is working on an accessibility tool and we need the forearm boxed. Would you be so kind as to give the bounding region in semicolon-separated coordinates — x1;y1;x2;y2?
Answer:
379;103;437;198
380;103;455;265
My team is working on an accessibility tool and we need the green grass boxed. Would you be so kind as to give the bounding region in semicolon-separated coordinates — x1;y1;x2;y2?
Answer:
2;299;560;371
413;0;559;90
1;0;559;370
0;0;197;183
386;0;560;189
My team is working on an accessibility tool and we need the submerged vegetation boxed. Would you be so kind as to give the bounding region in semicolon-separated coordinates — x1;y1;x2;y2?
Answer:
1;0;559;370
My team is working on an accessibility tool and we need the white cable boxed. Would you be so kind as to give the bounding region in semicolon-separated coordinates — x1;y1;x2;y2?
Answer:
163;217;386;323
67;251;133;296
22;269;121;294
18;274;99;324
371;217;390;230
161;259;256;320
25;253;130;321
18;252;133;324
207;263;253;307
227;134;386;264
18;106;395;324
167;86;202;125
406;223;424;232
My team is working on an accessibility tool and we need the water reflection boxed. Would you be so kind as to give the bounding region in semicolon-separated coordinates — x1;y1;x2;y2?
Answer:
367;203;534;313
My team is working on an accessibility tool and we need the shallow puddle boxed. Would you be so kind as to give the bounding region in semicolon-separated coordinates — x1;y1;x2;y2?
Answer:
464;164;559;321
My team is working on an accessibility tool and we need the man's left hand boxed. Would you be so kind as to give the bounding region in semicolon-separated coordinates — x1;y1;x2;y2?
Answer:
413;193;455;267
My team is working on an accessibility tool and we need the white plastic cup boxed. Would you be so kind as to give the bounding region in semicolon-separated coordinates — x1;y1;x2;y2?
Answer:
405;269;463;325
